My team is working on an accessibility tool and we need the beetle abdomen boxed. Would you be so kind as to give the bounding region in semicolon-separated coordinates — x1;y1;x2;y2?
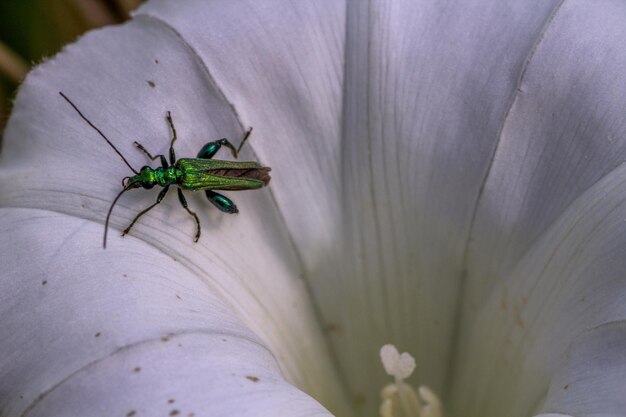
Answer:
207;167;271;186
177;158;271;191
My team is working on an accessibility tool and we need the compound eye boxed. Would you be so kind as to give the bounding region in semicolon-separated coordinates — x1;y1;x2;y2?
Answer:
143;183;155;190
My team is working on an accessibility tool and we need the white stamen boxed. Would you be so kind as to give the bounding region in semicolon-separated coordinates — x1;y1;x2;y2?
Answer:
381;344;416;380
417;386;442;417
378;344;443;417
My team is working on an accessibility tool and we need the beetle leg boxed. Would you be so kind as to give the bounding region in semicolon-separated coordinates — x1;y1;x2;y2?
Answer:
233;127;253;158
166;111;177;164
122;186;169;236
197;128;252;159
205;190;239;214
134;141;168;168
177;188;201;242
197;140;224;159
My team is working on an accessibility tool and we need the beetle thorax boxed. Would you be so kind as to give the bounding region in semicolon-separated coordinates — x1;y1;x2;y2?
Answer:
128;166;182;189
153;166;182;186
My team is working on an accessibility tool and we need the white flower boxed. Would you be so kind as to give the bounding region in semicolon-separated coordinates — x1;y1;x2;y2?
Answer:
2;1;626;416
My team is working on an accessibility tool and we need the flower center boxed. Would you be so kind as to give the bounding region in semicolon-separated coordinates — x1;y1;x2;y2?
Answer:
379;344;443;417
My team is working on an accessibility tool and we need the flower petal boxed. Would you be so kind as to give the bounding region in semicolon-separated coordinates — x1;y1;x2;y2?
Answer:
0;209;332;416
543;322;626;417
309;0;568;413
0;2;349;415
468;0;626;310
451;1;626;416
451;163;626;416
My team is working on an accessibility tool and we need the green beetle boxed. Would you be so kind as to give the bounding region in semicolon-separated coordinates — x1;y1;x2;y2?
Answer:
60;92;271;248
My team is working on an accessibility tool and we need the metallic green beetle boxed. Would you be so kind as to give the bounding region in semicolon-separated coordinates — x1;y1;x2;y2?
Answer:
59;92;271;248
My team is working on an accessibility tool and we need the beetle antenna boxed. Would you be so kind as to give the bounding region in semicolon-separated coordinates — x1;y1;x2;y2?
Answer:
59;91;139;175
103;184;134;249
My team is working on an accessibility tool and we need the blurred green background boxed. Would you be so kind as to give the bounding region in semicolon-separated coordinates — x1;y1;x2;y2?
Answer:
0;0;142;148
